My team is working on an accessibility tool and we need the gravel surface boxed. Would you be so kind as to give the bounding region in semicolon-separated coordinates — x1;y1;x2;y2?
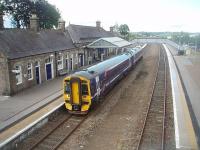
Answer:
58;44;175;150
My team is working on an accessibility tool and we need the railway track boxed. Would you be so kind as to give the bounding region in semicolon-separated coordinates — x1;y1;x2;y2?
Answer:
137;46;167;150
17;110;87;150
31;116;87;150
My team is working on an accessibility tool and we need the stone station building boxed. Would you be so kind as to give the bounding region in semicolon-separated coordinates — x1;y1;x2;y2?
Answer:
0;15;131;96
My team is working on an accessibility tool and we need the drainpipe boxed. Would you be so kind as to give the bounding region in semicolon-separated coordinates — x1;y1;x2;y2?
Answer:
54;52;58;77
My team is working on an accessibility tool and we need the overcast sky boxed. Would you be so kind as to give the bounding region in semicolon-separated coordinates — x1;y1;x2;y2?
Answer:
47;0;200;32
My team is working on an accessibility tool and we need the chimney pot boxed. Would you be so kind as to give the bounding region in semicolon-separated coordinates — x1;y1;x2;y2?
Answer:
30;14;39;32
96;21;101;28
58;18;65;31
110;26;114;33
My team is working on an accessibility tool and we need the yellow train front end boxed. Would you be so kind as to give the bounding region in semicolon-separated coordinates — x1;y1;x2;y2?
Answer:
63;76;91;114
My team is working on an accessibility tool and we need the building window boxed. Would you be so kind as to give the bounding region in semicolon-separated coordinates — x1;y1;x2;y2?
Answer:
57;55;63;70
35;61;40;67
45;57;53;64
27;63;33;80
15;65;22;85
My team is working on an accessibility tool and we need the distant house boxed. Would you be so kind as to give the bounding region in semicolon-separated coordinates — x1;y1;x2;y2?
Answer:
0;15;131;96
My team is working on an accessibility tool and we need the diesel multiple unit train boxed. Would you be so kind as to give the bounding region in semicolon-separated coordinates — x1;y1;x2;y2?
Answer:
63;45;146;114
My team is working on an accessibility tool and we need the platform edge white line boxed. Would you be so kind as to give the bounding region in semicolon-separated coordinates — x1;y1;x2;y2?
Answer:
163;44;180;148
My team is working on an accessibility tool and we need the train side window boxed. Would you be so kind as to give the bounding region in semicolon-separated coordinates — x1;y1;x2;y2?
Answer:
82;84;88;95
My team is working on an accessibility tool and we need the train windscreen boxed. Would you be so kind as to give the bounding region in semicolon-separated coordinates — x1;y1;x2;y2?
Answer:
82;82;89;96
65;80;70;94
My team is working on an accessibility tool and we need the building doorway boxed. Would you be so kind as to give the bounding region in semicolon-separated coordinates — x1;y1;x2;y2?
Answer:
35;67;40;84
35;61;41;84
70;58;73;71
46;63;52;80
79;54;84;67
45;57;54;80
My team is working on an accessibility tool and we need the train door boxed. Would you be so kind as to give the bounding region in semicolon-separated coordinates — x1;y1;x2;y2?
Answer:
96;76;100;97
71;78;81;106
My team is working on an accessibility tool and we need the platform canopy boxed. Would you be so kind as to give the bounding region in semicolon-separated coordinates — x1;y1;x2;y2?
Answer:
87;37;131;48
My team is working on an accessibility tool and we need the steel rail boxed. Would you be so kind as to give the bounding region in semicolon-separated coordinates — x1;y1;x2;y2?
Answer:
136;46;161;150
30;114;72;150
136;46;167;150
162;50;167;150
52;116;88;150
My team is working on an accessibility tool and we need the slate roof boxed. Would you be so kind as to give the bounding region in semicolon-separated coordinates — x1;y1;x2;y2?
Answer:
87;37;131;48
0;29;75;59
67;24;115;44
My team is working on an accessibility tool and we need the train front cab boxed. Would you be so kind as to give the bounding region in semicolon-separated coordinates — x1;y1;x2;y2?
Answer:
63;76;91;114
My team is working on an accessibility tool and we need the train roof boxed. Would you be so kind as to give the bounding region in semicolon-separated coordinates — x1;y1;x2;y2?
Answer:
73;53;130;79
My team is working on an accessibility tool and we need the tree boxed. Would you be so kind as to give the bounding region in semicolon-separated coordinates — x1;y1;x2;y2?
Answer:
128;32;136;41
35;0;60;29
2;0;60;29
118;24;130;40
113;23;119;32
1;0;32;28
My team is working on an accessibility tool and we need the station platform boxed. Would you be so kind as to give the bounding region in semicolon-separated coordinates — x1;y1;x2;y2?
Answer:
164;44;199;149
0;77;64;132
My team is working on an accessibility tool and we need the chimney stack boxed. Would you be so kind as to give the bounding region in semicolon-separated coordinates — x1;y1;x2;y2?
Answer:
30;14;39;32
58;18;65;31
110;26;114;33
0;12;4;30
96;21;101;28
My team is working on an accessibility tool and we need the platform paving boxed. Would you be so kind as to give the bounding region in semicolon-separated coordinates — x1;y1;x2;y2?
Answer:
167;45;200;148
0;77;64;132
169;46;200;127
175;56;200;127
